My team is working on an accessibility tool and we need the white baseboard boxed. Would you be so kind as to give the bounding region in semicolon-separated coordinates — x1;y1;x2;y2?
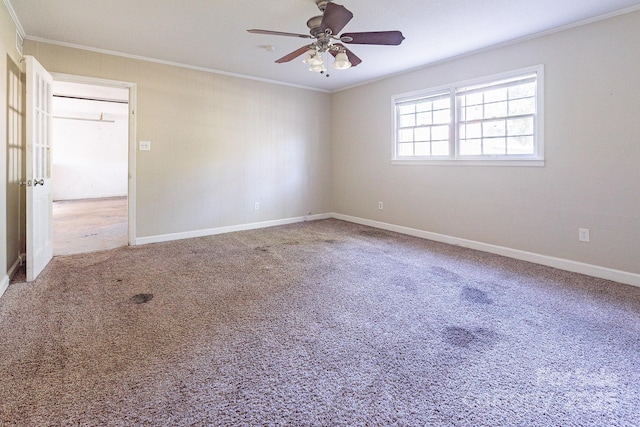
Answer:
0;256;24;298
135;213;333;245
131;211;639;288
0;275;8;299
332;213;640;288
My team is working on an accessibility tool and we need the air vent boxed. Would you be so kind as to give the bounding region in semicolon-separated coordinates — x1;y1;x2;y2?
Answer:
16;30;24;56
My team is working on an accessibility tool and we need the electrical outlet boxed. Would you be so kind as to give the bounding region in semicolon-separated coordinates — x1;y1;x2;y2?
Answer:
378;201;384;210
254;202;260;210
139;140;151;151
578;228;590;242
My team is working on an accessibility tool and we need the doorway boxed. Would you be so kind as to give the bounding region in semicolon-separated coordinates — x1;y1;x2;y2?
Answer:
51;77;135;255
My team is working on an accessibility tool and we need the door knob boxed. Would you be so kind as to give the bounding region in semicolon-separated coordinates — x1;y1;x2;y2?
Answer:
33;179;44;186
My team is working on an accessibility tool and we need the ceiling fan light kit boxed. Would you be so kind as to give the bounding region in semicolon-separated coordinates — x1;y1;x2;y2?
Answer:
332;50;352;70
248;0;405;77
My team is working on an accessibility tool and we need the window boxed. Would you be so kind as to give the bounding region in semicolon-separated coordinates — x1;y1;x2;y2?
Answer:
396;92;451;157
392;66;543;165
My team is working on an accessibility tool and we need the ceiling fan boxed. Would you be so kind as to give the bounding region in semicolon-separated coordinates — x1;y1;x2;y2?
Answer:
247;0;405;76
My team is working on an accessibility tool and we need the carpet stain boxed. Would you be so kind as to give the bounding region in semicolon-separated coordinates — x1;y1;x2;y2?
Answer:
130;293;154;304
430;266;461;282
462;286;493;305
443;326;498;349
390;275;417;294
256;241;299;252
358;229;389;238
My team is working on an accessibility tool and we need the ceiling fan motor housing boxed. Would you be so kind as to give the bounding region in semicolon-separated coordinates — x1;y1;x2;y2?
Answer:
314;0;331;11
307;16;324;37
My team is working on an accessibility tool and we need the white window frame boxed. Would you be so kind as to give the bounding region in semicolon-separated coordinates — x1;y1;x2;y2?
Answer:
391;65;544;166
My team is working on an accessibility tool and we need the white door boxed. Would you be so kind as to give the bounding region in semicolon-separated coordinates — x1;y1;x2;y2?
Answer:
25;55;53;282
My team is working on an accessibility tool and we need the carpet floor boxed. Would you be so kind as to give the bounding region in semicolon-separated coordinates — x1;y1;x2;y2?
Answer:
1;219;638;426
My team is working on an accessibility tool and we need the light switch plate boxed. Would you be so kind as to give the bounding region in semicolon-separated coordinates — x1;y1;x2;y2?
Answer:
139;140;151;151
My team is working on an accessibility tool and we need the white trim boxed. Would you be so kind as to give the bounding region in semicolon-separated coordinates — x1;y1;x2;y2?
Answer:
0;255;23;298
392;65;544;165
332;213;640;288
16;29;23;56
0;275;8;298
391;159;544;167
135;213;332;245
23;36;329;94
7;255;22;279
2;0;25;37
134;210;640;287
50;73;137;246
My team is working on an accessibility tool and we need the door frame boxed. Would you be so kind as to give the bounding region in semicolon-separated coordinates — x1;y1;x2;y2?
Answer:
51;73;137;246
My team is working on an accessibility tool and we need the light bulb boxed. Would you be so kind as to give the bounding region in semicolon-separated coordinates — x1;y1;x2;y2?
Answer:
332;51;352;70
309;61;326;73
302;48;316;64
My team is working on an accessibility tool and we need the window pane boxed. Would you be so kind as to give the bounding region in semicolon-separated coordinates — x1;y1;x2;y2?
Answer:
460;138;482;155
484;137;506;154
484;101;507;119
463;123;481;139
483;120;506;137
433;109;450;124
464;92;483;106
399;128;413;142
399;114;415;127
414;127;430;141
416;101;431;112
432;140;449;156
465;105;483;121
507;136;534;154
509;82;536;99
398;104;415;115
432;125;449;141
433;98;450;110
416;112;432;126
507;117;533;136
484;87;508;103
508;98;535;116
397;143;414;156
415;142;430;156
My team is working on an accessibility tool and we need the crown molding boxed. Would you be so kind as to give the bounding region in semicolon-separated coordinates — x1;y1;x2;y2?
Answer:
23;35;330;94
334;4;640;93
2;0;24;36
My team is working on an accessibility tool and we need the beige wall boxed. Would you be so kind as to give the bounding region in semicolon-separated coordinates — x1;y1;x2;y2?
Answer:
1;1;25;289
23;41;333;240
331;10;640;275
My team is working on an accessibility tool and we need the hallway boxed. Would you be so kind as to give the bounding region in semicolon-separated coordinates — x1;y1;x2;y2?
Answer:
53;197;128;256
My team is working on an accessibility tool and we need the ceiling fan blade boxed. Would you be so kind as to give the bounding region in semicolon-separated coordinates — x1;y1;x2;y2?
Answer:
341;31;405;45
320;2;353;35
275;45;312;63
247;29;312;39
331;44;362;67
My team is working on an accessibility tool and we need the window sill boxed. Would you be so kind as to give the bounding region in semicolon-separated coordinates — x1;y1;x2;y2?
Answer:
391;159;545;167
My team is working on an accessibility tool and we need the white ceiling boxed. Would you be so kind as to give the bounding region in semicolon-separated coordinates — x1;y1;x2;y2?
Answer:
7;0;640;92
